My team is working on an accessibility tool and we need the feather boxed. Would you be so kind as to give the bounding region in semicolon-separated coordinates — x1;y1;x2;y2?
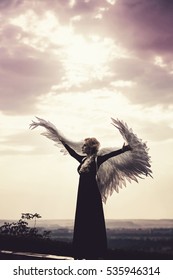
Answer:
29;117;84;155
97;118;152;203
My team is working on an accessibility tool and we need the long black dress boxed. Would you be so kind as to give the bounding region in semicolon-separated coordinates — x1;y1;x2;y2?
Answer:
64;144;124;259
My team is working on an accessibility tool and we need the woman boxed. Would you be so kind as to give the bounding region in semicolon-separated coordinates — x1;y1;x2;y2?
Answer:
62;138;131;259
30;117;152;259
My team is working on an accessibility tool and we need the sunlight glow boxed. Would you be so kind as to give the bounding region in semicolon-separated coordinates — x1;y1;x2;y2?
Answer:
11;10;58;37
106;0;117;5
154;56;167;68
110;80;136;88
63;37;114;84
10;10;127;86
69;0;76;8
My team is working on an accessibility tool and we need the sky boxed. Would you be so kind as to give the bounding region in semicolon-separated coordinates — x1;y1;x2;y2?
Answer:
0;0;173;220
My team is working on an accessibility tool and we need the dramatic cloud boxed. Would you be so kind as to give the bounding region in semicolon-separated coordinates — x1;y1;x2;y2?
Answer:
0;48;63;114
1;0;173;115
109;57;173;106
68;0;173;106
0;8;64;113
107;0;173;56
71;0;173;57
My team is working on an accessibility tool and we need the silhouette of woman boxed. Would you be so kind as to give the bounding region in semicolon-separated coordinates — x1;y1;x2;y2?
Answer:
30;117;152;259
63;138;131;259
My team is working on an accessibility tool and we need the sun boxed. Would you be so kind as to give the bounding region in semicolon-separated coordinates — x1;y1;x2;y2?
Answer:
67;36;109;66
62;35;115;85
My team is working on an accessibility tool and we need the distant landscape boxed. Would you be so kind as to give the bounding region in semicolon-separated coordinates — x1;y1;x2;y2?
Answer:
1;218;172;229
0;219;173;260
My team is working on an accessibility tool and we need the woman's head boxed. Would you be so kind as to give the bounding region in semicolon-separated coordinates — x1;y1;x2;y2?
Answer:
82;137;100;155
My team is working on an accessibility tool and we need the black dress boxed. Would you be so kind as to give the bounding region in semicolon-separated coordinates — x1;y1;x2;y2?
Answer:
64;144;124;259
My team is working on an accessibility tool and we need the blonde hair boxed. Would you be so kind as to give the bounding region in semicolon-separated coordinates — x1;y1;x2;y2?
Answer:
84;137;100;154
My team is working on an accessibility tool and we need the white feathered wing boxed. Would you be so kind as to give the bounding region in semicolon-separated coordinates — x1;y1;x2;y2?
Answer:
29;117;84;155
30;117;152;203
97;118;152;203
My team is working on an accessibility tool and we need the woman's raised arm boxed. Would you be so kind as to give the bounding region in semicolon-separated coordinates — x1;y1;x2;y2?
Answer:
62;142;84;163
97;144;132;167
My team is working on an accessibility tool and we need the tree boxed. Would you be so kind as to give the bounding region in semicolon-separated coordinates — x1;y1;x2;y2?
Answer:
0;213;44;238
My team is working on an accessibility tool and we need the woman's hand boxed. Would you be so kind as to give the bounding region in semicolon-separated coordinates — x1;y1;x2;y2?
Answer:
60;139;65;145
122;142;132;152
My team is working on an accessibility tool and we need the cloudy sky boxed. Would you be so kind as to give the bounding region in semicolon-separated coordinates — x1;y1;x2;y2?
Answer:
0;0;173;220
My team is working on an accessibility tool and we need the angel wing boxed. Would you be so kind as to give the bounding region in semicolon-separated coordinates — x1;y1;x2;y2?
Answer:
97;118;152;203
29;117;84;155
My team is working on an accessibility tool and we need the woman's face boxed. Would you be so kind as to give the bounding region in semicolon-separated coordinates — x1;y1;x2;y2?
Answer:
82;142;91;155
